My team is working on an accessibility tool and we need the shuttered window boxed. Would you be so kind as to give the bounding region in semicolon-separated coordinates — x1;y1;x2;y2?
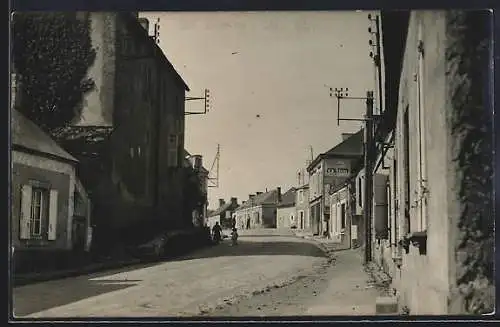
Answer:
19;184;58;241
48;189;58;240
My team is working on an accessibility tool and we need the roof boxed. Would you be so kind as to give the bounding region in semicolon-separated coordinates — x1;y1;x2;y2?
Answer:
307;129;364;171
208;202;238;217
184;149;209;174
11;109;78;163
123;14;190;92
277;188;296;208
237;189;281;210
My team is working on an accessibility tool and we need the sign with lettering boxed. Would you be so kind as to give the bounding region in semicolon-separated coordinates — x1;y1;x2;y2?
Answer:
325;160;350;177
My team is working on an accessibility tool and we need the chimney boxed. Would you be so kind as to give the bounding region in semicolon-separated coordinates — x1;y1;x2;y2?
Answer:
218;199;225;207
342;133;354;141
231;197;238;206
277;187;282;203
192;155;203;171
249;194;255;200
138;17;150;33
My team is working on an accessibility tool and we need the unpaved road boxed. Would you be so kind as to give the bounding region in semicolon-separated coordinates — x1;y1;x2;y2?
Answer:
13;232;330;318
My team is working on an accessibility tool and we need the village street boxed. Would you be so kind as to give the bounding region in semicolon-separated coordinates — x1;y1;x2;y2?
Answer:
14;230;384;318
13;230;335;318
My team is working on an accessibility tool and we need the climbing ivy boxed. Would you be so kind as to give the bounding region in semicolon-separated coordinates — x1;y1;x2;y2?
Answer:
12;12;96;132
446;10;493;314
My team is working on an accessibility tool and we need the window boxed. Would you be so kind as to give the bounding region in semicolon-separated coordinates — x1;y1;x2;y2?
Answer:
358;176;362;207
393;158;399;243
167;134;178;167
416;27;428;232
30;188;46;236
387;182;391;238
143;66;151;100
403;108;411;233
299;190;304;203
20;184;58;241
340;202;346;229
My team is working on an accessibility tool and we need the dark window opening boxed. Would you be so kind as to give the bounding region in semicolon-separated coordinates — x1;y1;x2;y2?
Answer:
403;107;411;233
341;203;346;229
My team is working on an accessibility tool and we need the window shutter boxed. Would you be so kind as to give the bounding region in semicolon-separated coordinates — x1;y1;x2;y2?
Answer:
20;184;32;240
48;189;59;241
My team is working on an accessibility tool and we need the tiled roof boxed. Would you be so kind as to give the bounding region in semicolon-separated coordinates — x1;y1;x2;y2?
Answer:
237;189;280;210
277;187;296;208
208;202;238;217
308;129;364;171
324;129;364;157
11;109;77;163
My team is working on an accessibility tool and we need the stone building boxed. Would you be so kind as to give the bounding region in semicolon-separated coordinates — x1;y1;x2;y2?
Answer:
307;130;364;237
234;188;282;230
276;188;297;229
207;197;239;229
368;11;493;314
52;13;190;249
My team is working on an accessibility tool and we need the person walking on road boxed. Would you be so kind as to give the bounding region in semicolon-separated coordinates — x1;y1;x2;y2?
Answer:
230;227;239;246
212;222;222;244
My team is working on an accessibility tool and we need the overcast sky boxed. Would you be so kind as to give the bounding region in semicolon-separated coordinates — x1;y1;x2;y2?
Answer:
140;11;377;209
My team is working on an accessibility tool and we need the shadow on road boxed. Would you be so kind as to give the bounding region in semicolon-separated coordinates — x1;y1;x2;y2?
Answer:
175;239;327;261
13;279;141;317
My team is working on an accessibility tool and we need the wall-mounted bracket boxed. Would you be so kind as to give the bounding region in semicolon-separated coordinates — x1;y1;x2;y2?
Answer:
185;89;210;115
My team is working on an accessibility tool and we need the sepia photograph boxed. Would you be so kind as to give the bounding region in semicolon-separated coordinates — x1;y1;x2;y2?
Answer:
10;9;494;319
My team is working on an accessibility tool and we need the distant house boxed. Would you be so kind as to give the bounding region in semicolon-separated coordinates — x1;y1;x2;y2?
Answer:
11;109;91;269
234;188;282;229
276;188;297;229
208;198;239;229
307;130;363;236
295;184;310;230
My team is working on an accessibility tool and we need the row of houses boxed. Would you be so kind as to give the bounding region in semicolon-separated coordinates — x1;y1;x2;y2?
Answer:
361;10;493;315
11;12;210;270
205;10;493;315
206;130;365;244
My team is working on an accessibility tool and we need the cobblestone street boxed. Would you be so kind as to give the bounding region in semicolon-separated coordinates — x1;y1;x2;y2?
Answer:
14;232;333;318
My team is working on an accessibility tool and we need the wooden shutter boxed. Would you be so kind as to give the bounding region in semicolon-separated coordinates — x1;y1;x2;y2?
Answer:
20;184;32;240
48;189;58;241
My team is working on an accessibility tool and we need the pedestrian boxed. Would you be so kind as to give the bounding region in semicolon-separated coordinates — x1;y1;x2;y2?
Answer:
230;227;239;246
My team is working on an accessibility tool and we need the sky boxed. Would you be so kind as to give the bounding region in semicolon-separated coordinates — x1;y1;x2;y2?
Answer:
139;11;377;210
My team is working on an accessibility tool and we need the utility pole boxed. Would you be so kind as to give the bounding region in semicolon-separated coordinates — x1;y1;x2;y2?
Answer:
368;13;383;116
364;91;374;264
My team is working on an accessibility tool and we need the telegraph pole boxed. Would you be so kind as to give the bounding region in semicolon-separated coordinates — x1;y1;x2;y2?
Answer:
364;91;374;264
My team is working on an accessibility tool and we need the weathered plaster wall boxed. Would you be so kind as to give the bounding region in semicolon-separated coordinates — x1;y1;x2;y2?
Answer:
12;150;75;251
379;10;493;315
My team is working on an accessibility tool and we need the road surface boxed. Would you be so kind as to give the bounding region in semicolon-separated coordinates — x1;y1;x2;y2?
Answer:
13;231;330;318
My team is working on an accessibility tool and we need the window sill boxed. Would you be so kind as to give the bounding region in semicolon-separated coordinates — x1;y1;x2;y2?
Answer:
398;231;427;255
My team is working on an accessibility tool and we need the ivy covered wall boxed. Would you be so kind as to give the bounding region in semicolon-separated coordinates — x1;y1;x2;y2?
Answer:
446;10;494;314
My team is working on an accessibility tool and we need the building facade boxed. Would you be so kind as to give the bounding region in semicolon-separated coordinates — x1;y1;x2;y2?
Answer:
307;130;364;237
327;185;351;249
234;188;281;229
294;184;310;230
367;11;493;314
52;13;190;248
11;109;91;270
276;188;297;229
208;197;239;229
184;152;209;227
